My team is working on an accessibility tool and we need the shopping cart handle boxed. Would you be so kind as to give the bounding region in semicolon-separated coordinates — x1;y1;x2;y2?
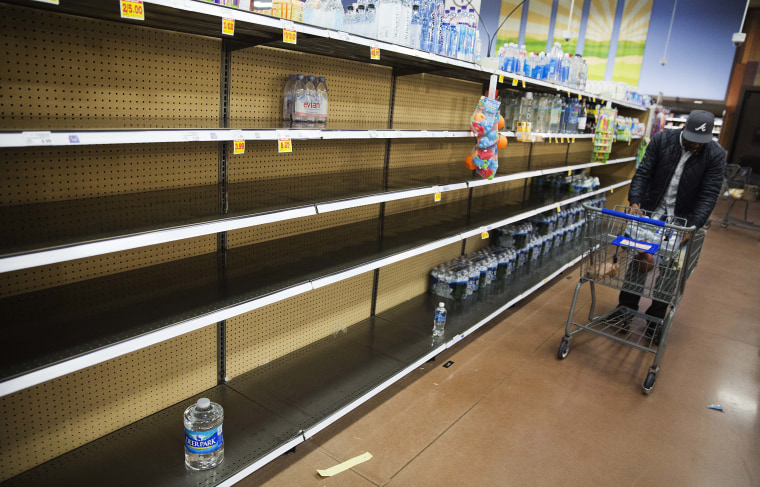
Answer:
601;208;666;227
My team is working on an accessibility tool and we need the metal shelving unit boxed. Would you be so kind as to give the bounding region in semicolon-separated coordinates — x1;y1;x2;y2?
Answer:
0;1;644;484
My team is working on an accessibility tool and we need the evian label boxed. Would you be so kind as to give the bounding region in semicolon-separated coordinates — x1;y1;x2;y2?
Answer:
185;425;223;455
295;95;324;118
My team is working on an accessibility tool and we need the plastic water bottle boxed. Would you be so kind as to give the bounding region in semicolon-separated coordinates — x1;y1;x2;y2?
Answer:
366;4;377;38
293;74;307;123
438;7;449;55
331;0;344;31
282;74;296;124
410;5;421;49
344;6;355;33
456;9;468;59
184;398;224;470
549;94;562;133
355;5;366;36
467;8;477;61
560;53;571;85
316;77;328;124
433;302;446;337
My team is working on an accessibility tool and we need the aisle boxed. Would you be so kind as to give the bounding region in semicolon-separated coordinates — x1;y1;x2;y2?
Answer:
241;200;760;487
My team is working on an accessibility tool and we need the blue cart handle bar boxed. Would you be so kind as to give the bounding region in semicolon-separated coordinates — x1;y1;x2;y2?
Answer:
587;205;697;232
600;208;666;227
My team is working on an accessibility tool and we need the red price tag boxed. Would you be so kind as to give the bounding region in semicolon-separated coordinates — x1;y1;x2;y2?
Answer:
370;46;380;60
234;140;245;154
120;0;144;20
278;138;292;153
222;18;235;36
283;28;297;44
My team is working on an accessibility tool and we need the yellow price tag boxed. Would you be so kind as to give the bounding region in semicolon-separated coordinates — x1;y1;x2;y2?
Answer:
610;187;614;193
222;18;235;36
556;206;561;213
278;138;292;153
233;139;245;154
283;28;297;44
578;94;582;100
593;97;596;102
499;75;504;83
481;231;489;239
571;137;575;143
120;0;144;20
568;170;572;176
554;137;558;143
561;137;565;143
567;91;570;97
370;46;380;60
628;139;632;146
521;80;526;88
434;192;441;202
512;78;518;86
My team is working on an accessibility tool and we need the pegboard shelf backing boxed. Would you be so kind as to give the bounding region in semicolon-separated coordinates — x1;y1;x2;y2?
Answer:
226;272;374;379
0;4;220;130
230;46;393;127
392;74;482;130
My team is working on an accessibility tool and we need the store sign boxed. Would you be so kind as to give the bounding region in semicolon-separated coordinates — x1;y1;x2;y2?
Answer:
234;139;245;154
120;0;144;20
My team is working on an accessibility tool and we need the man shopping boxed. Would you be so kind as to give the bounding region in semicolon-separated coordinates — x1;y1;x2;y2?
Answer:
617;110;725;343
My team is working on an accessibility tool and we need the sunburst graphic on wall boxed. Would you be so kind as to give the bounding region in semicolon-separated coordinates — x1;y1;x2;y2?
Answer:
612;0;653;86
583;0;616;80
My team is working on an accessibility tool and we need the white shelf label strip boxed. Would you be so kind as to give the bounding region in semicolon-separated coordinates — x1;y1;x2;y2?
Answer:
311;235;461;289
0;206;317;273
217;435;305;487
0;282;314;398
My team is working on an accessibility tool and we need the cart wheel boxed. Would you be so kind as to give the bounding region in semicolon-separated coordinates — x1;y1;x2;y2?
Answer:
642;371;657;395
704;221;712;229
721;222;729;228
557;339;570;360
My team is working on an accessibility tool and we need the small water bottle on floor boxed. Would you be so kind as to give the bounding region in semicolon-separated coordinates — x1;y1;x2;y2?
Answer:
433;302;447;337
184;397;224;470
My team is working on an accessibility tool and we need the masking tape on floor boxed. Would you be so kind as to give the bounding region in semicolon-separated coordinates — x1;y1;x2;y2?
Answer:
317;452;373;477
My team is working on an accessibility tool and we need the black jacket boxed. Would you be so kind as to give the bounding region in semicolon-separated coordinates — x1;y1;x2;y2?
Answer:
628;129;725;228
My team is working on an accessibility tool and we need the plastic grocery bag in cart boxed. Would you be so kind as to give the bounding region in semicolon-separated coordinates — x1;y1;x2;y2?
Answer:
611;211;688;268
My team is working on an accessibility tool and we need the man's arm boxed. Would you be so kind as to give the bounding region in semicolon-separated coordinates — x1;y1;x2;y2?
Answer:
628;132;661;206
686;147;726;228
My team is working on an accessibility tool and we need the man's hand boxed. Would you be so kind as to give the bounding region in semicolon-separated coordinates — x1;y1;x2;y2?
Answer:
629;203;643;216
681;232;690;247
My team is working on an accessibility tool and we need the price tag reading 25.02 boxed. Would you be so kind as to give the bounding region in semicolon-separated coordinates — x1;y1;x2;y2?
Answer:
120;0;144;20
370;46;380;60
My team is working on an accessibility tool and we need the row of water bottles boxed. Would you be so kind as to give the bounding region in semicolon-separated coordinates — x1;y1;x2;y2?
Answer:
499;42;588;90
302;0;344;30
282;74;329;125
502;92;590;134
419;4;481;61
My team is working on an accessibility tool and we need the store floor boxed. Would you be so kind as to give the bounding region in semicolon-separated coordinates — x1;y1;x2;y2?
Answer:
240;200;760;487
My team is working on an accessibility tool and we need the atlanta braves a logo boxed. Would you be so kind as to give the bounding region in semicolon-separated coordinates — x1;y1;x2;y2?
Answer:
694;123;707;132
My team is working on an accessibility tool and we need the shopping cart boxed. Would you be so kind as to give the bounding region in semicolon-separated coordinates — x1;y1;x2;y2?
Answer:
557;204;706;394
708;164;760;233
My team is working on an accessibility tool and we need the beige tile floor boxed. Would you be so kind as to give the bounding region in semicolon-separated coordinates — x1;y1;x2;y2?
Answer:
241;201;760;487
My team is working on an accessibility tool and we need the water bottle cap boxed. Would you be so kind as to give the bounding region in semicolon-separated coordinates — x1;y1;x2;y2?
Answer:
318;76;326;82
296;74;304;79
412;4;418;9
288;74;296;79
197;398;211;410
439;302;445;308
307;75;316;81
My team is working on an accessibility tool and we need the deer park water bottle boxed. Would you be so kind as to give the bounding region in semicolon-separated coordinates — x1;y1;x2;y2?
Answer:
184;397;224;470
433;302;447;337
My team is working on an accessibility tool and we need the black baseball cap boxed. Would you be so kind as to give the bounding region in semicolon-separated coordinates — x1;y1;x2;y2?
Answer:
683;110;714;144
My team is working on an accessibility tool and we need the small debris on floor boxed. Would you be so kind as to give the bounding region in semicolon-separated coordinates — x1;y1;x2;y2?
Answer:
443;360;454;368
317;452;372;477
707;404;724;412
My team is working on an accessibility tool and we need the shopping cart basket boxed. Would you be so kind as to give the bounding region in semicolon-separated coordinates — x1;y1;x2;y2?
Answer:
708;165;760;233
557;204;706;394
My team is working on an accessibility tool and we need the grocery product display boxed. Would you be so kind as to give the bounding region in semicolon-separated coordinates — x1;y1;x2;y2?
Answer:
430;195;607;301
498;43;587;90
0;1;645;485
283;74;329;126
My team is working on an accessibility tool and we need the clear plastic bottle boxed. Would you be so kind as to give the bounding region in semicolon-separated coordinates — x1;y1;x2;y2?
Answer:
548;94;562;133
292;74;307;123
344;5;355;34
366;3;377;38
331;0;344;31
304;75;318;124
316;77;328;125
184;398;224;471
535;94;550;133
282;74;296;125
467;8;477;61
377;0;395;43
519;91;534;126
409;4;421;49
355;5;366;36
577;101;587;134
439;7;450;55
433;302;446;336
